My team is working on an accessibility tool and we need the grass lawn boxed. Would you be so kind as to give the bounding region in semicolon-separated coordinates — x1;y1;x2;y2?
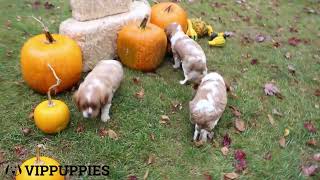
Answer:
0;0;319;179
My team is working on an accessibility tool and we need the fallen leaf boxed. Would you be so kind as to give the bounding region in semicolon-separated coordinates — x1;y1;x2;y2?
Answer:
279;137;286;148
135;88;145;99
44;1;54;9
315;89;320;96
250;59;258;65
160;115;170;124
284;128;290;137
107;129;118;140
264;152;272;160
4;20;12;29
306;139;317;146
128;176;138;180
255;34;265;43
313;153;320;162
32;0;41;9
302;165;318;176
234;150;246;161
235;119;246;132
21;128;31;136
267;114;275;126
264;83;280;96
171;101;182;112
6;50;13;57
288;37;301;46
273;41;281;48
28;111;34;119
75;123;85;133
203;173;212;180
221;146;229;156
222;133;232;147
284;52;292;59
229;105;241;117
14;145;28;159
132;77;141;85
289;26;298;33
234;159;247;172
288;65;296;75
224;172;239;180
143;169;149;180
304;121;317;133
99;128;118;140
147;154;156;165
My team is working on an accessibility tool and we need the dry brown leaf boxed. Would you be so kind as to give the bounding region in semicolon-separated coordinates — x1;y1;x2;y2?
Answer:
264;152;272;160
21;128;31;136
221;146;229;156
194;140;205;147
306;139;317;146
143;169;149;180
160;115;170;124
224;172;239;180
147;154;156;165
279;137;286;148
135;88;145;99
75;123;85;133
150;133;155;141
235;119;246;132
284;128;290;137
132;77;141;85
267;114;275;126
28;111;34;119
107;129;118;140
229;105;241;117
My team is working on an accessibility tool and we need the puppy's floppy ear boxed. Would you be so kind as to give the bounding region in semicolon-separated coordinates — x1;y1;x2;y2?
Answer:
73;91;80;109
100;93;109;106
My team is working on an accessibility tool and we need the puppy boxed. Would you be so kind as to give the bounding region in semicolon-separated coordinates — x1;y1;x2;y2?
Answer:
73;60;123;122
165;23;207;85
189;72;227;142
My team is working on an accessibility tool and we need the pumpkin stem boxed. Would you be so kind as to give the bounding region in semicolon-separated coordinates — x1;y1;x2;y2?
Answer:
31;16;55;43
140;15;149;29
47;64;61;107
164;5;173;13
35;144;45;165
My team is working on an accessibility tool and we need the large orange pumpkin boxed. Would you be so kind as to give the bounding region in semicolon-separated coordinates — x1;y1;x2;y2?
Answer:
151;2;188;33
21;30;82;94
117;16;167;71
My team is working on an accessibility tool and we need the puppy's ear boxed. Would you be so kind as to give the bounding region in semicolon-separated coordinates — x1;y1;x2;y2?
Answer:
73;91;80;109
100;94;109;106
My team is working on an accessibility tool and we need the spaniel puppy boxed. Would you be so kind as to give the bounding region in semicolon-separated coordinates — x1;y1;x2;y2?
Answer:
74;60;123;122
189;72;227;142
165;23;207;85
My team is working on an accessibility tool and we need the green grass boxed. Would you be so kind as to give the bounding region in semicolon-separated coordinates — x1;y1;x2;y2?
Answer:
0;0;319;179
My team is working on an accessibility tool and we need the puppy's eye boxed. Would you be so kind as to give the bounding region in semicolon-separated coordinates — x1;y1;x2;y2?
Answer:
90;104;97;109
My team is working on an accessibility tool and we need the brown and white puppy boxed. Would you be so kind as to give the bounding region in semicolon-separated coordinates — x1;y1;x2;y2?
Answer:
165;23;207;85
189;72;227;142
73;60;123;122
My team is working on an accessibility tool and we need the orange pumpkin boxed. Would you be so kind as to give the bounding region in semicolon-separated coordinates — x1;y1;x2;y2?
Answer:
21;29;82;94
117;16;167;71
151;2;188;33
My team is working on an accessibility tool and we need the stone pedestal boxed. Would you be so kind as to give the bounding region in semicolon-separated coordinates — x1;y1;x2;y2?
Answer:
60;1;151;72
70;0;132;21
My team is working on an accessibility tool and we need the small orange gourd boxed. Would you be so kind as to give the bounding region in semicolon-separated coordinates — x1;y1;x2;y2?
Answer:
151;2;188;32
117;15;167;71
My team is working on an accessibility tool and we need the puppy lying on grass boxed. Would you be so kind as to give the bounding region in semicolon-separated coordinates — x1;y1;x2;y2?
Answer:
165;23;207;85
189;72;227;142
74;60;123;122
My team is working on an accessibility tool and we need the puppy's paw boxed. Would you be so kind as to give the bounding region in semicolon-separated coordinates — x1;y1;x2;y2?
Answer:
173;64;180;69
179;80;187;85
101;113;110;123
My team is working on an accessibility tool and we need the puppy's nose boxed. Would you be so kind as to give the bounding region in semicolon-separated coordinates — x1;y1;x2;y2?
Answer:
87;112;92;117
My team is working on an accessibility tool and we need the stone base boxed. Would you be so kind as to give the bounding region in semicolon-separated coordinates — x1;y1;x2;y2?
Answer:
70;0;132;21
60;0;150;72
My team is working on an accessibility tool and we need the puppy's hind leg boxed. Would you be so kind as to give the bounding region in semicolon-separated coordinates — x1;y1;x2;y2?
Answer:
180;63;189;85
172;52;181;69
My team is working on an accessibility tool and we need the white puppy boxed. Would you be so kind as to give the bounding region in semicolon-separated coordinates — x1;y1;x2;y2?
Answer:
165;23;207;85
189;72;227;142
74;60;123;122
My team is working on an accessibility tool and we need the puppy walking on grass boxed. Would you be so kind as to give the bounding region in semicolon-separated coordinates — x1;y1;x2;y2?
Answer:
73;60;123;122
165;23;207;85
189;72;227;142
